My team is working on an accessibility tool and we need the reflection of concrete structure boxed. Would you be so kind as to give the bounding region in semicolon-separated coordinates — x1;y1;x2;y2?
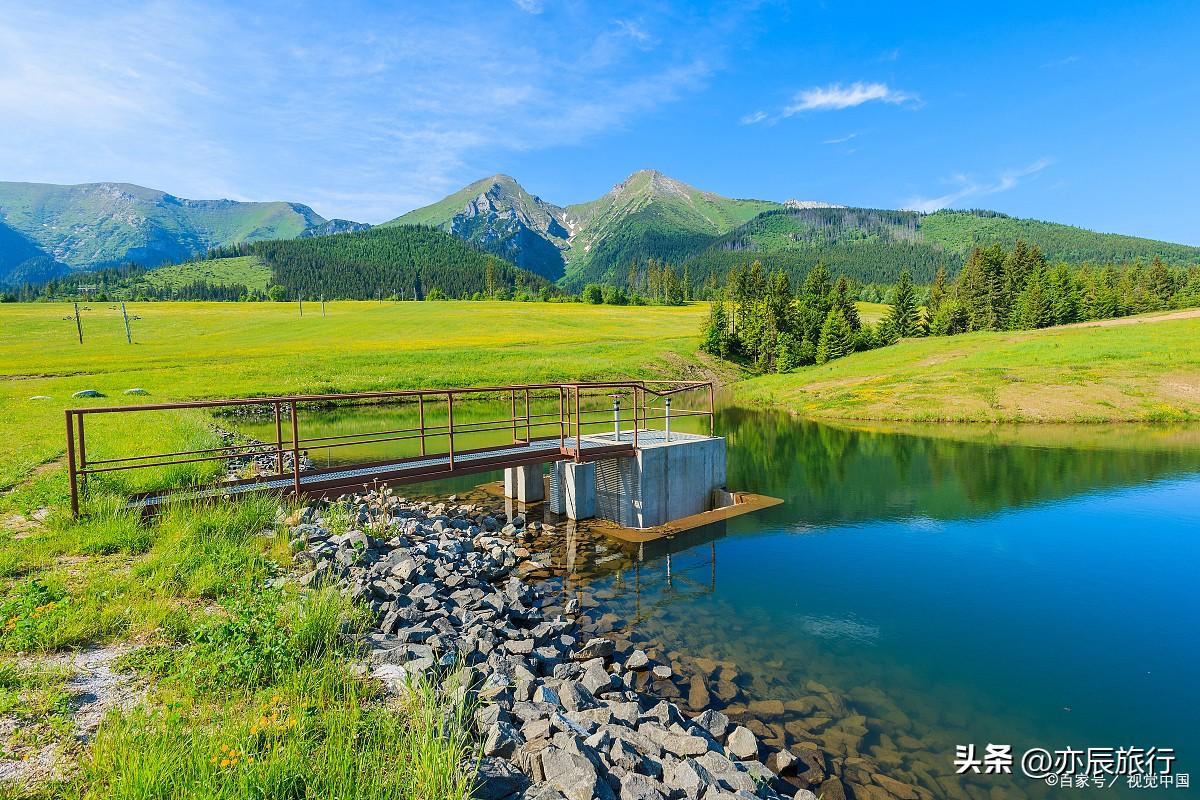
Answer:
536;431;727;528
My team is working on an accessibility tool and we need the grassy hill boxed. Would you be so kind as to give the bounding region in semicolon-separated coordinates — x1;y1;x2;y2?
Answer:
0;181;337;283
735;310;1200;423
137;256;272;293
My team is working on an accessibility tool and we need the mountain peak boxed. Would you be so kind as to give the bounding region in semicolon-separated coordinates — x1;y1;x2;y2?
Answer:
784;199;847;210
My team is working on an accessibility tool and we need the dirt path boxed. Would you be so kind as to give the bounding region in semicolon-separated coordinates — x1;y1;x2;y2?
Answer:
0;645;141;788
1062;307;1200;328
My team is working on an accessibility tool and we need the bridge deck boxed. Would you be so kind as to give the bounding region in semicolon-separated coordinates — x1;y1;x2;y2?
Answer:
130;429;706;508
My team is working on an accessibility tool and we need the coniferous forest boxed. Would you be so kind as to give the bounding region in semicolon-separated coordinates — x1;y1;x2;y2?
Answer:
700;240;1200;373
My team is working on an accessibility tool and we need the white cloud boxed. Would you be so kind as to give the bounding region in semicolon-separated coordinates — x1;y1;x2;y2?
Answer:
783;82;915;114
0;2;745;222
613;19;653;44
823;132;858;144
744;82;917;124
903;158;1053;213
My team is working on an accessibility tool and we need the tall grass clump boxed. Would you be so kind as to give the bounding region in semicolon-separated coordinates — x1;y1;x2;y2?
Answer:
137;494;284;598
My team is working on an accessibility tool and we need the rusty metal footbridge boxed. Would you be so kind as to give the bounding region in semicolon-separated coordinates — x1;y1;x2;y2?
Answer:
65;381;715;516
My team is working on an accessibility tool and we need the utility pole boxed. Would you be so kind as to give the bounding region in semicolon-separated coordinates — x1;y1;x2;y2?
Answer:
298;294;304;317
73;302;83;344
321;294;326;317
120;302;132;344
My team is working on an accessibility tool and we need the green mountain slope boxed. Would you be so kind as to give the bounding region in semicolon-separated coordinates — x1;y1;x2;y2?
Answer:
386;170;779;288
918;210;1200;265
0;181;352;283
682;207;1200;287
559;169;778;287
384;174;569;280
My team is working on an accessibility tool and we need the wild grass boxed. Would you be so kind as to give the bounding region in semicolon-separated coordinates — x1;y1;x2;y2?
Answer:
0;299;714;511
737;315;1200;423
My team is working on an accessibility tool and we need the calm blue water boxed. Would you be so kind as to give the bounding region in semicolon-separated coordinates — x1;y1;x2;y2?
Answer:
246;405;1200;797
573;412;1200;798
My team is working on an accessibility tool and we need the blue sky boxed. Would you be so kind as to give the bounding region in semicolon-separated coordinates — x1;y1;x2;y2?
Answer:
1;0;1197;243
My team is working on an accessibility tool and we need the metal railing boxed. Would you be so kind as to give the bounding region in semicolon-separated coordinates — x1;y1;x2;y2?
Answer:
65;380;715;515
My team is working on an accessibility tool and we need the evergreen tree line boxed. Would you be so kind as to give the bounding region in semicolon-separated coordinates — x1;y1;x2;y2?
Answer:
926;241;1200;334
2;264;266;302
699;261;920;372
700;241;1200;373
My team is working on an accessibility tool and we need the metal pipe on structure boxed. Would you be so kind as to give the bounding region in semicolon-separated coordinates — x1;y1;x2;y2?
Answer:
665;396;671;442
612;396;621;442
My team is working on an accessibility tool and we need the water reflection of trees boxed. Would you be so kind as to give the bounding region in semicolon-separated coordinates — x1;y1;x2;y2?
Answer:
720;407;1200;525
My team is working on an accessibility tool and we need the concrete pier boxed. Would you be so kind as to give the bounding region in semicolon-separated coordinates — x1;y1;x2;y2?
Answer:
503;463;545;503
549;430;726;528
549;460;596;520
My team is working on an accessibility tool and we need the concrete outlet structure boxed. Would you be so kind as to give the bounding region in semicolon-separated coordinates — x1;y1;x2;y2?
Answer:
503;463;545;503
544;431;727;528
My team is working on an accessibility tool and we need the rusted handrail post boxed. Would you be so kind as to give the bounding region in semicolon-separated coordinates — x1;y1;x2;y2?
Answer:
289;401;301;496
511;389;517;444
524;388;531;443
558;387;565;452
66;411;78;518
574;386;582;463
77;412;88;496
708;383;715;436
418;394;426;456
273;402;284;475
447;392;456;470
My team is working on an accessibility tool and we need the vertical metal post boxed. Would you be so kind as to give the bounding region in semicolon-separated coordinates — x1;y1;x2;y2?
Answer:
511;390;517;444
77;413;87;495
633;386;639;449
290;401;301;496
447;393;455;469
524;388;531;443
66;411;78;518
574;387;581;463
418;394;426;456
273;402;284;474
121;302;132;344
612;396;621;443
708;383;715;436
665;396;672;442
558;387;565;452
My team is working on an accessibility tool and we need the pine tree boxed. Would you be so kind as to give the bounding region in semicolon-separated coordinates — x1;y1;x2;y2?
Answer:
830;276;861;331
928;265;948;316
884;269;920;337
816;308;855;364
700;298;730;357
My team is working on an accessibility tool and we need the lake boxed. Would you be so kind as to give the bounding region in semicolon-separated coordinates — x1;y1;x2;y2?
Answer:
236;404;1200;798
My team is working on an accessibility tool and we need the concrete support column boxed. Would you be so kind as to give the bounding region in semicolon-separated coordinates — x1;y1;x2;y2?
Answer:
552;460;595;520
503;463;545;503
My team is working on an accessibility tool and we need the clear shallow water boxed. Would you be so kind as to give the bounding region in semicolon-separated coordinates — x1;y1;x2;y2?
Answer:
238;405;1200;798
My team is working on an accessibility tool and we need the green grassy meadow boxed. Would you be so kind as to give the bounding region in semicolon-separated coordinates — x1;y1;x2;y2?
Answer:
137;256;271;292
2;298;1200;796
737;313;1200;423
0;300;714;511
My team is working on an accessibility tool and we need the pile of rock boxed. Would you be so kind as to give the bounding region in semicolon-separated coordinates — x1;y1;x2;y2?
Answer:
287;491;902;800
217;428;313;480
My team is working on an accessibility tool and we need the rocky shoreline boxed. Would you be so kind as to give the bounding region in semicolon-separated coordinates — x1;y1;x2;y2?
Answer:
216;427;314;480
284;489;931;800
